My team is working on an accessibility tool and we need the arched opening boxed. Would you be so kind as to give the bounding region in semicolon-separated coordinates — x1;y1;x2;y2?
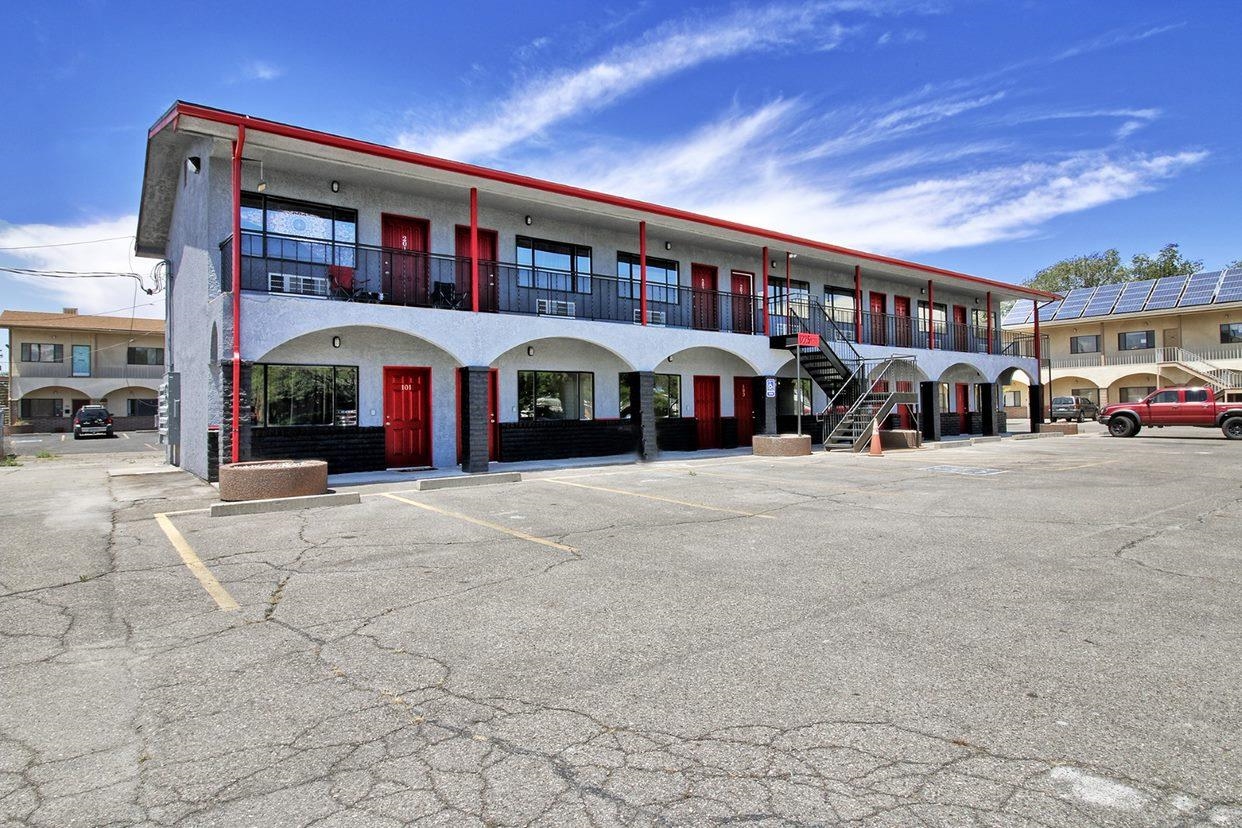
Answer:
1108;372;1161;407
937;362;991;437
662;346;760;449
1045;375;1102;421
99;385;161;424
11;385;93;432
997;366;1034;419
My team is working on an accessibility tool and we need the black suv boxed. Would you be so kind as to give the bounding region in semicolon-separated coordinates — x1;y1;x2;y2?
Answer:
73;406;114;439
1050;395;1099;423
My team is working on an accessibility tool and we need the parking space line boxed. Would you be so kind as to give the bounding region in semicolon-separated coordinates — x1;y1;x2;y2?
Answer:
153;513;240;612
60;434;66;442
539;478;776;519
381;493;576;552
121;432;131;440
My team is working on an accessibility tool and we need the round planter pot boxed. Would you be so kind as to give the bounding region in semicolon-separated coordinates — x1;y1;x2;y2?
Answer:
218;459;328;502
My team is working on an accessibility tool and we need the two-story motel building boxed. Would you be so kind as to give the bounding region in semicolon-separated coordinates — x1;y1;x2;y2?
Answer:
136;102;1052;481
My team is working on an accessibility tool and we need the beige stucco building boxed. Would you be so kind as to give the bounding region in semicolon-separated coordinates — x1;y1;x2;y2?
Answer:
1;308;165;432
1001;269;1242;415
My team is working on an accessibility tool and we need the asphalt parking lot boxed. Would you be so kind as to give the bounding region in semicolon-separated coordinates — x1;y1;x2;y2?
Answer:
2;430;1240;826
3;429;161;456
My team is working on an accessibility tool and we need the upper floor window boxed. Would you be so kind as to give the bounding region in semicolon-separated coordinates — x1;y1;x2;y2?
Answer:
1070;335;1101;354
127;347;165;366
241;193;357;266
617;252;679;303
1118;330;1155;351
971;308;989;329
918;301;948;326
516;236;592;294
823;288;855;326
1221;322;1242;344
19;343;63;362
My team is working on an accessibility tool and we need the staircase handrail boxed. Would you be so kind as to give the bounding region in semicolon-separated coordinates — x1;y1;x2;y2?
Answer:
1166;347;1242;388
821;355;916;439
789;301;860;362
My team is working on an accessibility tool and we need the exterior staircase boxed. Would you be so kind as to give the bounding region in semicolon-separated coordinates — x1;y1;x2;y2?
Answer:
1159;347;1242;390
771;301;919;452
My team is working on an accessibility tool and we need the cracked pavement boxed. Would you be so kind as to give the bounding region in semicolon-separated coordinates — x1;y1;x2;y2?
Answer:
1;431;1240;826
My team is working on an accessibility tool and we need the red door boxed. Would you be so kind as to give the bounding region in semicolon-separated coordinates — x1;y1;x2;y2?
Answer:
384;366;432;468
456;367;499;462
382;214;430;307
694;375;721;449
733;376;754;446
955;383;971;434
869;291;887;345
691;264;719;331
454;225;499;312
730;271;753;334
894;296;912;347
953;305;968;351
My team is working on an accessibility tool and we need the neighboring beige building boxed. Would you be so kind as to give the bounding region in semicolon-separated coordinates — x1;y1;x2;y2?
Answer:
1001;268;1242;416
1;308;166;432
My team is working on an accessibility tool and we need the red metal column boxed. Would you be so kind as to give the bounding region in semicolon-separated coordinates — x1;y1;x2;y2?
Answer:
785;252;792;332
761;246;769;336
853;265;862;343
639;221;647;326
986;291;993;354
470;188;479;313
230;126;246;464
927;279;935;350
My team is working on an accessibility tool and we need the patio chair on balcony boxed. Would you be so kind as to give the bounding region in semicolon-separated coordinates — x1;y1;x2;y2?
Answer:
329;265;369;302
431;281;468;311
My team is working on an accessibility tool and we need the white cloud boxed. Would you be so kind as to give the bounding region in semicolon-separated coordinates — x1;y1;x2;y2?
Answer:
239;60;283;82
0;216;164;318
877;28;926;45
398;2;860;160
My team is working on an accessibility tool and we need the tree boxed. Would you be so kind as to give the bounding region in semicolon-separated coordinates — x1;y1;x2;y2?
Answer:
1128;243;1202;281
1024;249;1127;294
1228;259;1242;269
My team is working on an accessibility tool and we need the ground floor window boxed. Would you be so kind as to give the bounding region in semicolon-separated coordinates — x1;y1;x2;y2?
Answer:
250;364;359;427
1221;322;1242;344
518;371;594;420
777;377;812;416
1070;387;1100;405
1119;386;1156;403
18;398;64;418
1003;390;1022;407
127;398;158;417
618;373;681;418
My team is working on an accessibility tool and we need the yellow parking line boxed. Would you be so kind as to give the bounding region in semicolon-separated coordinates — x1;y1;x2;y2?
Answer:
381;493;576;552
154;513;240;611
540;478;776;519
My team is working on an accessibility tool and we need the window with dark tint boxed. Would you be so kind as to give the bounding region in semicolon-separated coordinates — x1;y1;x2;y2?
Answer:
777;377;813;416
1150;390;1179;404
518;371;594;420
1184;388;1209;403
128;398;158;417
127;347;165;366
19;343;63;362
1118;330;1155;350
617;252;678;303
1119;386;1156;403
1069;335;1101;354
1221;322;1242;344
19;398;64;418
250;364;359;427
241;192;358;266
618;373;680;418
517;237;592;293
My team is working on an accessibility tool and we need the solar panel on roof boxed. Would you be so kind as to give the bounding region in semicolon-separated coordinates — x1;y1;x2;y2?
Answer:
1143;275;1189;310
1177;270;1222;307
1053;287;1095;320
1082;283;1124;317
1112;280;1155;313
1037;300;1062;321
1001;300;1034;326
1216;270;1242;304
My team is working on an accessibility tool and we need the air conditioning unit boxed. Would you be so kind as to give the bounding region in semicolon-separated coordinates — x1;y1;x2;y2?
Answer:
269;272;329;298
633;308;667;326
536;299;575;317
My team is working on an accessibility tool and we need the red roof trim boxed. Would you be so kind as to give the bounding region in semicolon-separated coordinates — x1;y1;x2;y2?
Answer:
151;101;1057;300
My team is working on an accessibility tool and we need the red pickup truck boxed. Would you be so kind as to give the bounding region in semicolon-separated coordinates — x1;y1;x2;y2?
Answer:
1099;386;1242;439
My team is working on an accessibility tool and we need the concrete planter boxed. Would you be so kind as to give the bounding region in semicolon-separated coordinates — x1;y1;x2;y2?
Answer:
752;434;813;457
218;459;328;502
4;424;34;436
880;430;921;450
1038;422;1079;435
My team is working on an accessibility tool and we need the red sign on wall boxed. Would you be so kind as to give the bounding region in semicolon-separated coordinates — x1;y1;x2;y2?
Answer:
797;332;819;346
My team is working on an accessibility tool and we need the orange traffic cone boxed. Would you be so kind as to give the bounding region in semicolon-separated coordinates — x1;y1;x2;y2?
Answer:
868;419;883;457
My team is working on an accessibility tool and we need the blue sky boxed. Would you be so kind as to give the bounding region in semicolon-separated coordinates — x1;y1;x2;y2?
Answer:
1;0;1239;331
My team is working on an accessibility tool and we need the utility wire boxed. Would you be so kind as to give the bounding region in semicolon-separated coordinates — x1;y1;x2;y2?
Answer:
0;235;134;251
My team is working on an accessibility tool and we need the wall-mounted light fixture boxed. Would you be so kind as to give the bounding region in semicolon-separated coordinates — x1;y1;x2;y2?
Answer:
331;335;341;349
667;355;673;363
974;297;980;305
526;345;534;356
331;180;340;193
771;259;779;268
186;156;201;175
664;241;672;251
524;215;533;226
257;159;267;193
920;287;927;295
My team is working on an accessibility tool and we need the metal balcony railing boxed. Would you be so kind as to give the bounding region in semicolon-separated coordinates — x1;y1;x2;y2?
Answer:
15;361;164;380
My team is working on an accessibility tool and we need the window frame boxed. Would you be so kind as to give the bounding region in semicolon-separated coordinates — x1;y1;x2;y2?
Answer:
616;252;679;303
1069;334;1101;355
19;343;64;363
823;287;856;326
240;191;358;267
127;346;165;366
1069;387;1100;405
1221;322;1242;344
517;370;596;421
618;373;681;419
250;363;360;428
19;398;64;418
1117;330;1155;351
127;398;159;417
516;236;593;294
1119;385;1157;403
